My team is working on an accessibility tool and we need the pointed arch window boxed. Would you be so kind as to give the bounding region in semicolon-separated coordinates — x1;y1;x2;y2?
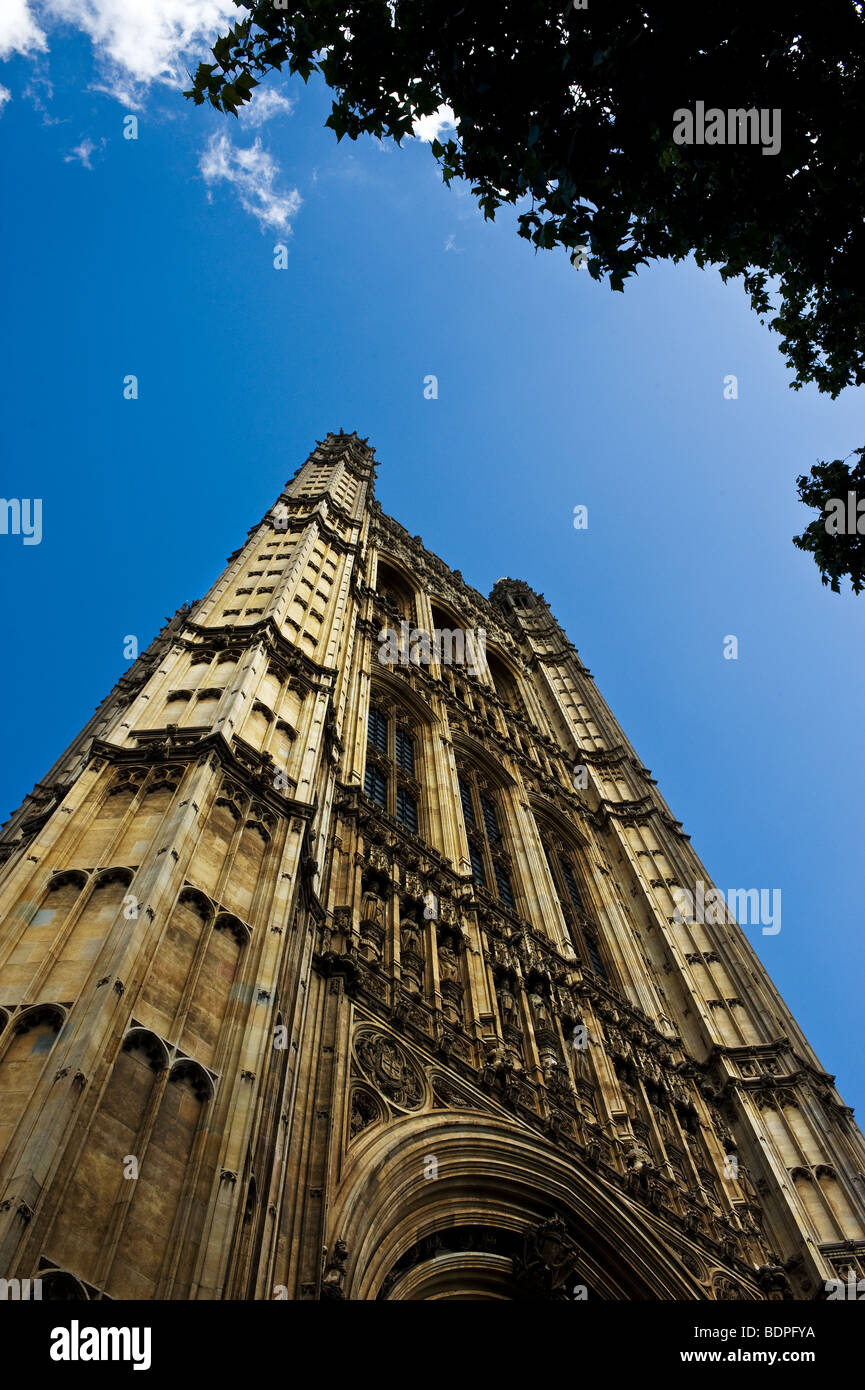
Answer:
486;651;528;723
374;559;416;627
364;702;421;833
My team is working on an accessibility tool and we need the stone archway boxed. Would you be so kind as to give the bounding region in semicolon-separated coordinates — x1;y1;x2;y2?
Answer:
328;1113;707;1300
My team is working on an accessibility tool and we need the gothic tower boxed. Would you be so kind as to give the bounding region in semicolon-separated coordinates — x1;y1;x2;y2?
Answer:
1;431;863;1301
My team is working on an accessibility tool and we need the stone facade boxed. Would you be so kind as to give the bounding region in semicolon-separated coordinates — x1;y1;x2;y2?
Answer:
0;430;863;1301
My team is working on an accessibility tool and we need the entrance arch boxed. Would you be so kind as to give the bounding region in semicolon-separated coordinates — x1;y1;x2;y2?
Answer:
328;1112;707;1300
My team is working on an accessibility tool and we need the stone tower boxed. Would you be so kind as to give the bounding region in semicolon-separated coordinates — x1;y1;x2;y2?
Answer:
0;431;863;1302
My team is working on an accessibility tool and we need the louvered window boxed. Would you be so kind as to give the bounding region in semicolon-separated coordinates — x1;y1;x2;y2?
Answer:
561;858;583;912
494;862;515;908
458;777;475;825
586;936;607;980
480;794;501;842
364;765;387;807
396;786;418;832
395;728;415;775
468;841;486;886
367;705;387;753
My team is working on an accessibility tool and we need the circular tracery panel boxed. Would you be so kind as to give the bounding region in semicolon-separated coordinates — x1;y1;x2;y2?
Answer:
354;1029;425;1111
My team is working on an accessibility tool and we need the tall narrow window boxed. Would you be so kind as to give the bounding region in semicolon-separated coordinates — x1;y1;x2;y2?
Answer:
363;701;422;836
561;858;583;913
586;935;608;980
494;862;515;908
468;841;487;887
396;786;418;832
480;794;501;843
395;727;415;775
458;769;516;909
542;836;613;984
364;765;387;807
368;705;388;753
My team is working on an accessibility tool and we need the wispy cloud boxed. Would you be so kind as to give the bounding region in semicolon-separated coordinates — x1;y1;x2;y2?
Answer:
21;65;62;123
200;131;302;236
240;85;295;128
64;136;105;168
0;85;11;113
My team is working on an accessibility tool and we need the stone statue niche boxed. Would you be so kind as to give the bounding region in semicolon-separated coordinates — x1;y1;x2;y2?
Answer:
526;972;560;1081
359;871;388;967
436;927;464;1025
562;1011;592;1086
399;900;425;996
494;968;523;1056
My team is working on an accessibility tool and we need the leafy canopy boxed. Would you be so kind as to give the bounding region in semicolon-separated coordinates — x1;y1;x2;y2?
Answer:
187;0;865;589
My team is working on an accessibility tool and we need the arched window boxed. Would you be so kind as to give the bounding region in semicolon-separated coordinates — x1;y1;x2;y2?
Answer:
542;839;610;981
375;560;415;625
458;768;516;908
363;702;419;833
486;651;526;718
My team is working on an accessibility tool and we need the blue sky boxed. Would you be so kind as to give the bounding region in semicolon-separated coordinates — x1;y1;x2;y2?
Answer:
1;7;864;1113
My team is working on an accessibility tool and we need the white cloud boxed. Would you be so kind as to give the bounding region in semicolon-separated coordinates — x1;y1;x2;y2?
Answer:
0;85;11;112
200;131;301;235
412;104;456;143
64;136;104;167
240;85;295;128
2;0;239;90
0;0;47;59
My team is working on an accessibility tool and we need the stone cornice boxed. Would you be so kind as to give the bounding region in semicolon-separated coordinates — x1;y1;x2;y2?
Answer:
268;513;363;554
89;731;316;824
590;796;689;840
581;744;655;782
276;493;365;532
182;620;337;689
